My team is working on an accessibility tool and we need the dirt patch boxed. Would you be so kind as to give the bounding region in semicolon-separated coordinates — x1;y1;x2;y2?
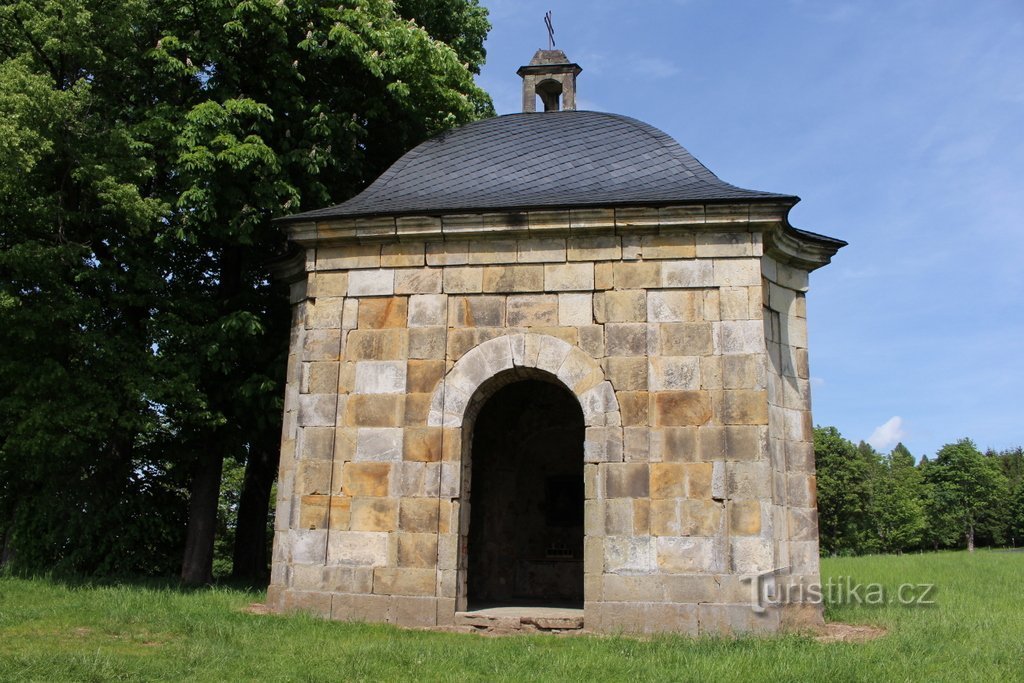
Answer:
813;622;887;643
244;602;274;615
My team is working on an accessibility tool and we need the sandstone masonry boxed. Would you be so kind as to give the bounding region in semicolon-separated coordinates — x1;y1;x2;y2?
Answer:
267;203;841;635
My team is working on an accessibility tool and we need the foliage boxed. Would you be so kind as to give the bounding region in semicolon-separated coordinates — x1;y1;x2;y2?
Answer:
923;439;1008;551
869;443;927;553
814;427;1018;556
2;551;1023;681
0;0;492;577
813;426;874;555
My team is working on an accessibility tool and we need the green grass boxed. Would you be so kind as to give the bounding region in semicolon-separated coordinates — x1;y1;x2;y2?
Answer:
1;550;1021;681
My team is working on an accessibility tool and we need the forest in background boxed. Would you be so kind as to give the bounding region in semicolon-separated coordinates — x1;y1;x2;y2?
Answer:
813;427;1023;556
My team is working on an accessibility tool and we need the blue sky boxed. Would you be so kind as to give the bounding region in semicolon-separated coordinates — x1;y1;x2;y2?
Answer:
474;0;1024;459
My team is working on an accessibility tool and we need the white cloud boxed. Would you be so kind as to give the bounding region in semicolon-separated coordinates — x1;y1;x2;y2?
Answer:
868;416;907;451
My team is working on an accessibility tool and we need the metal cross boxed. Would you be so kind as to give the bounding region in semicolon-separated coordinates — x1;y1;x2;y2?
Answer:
544;11;555;49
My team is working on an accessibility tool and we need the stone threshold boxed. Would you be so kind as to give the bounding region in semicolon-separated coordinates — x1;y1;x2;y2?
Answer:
455;604;585;633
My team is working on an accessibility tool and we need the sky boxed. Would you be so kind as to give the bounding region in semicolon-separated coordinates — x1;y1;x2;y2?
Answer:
473;0;1024;459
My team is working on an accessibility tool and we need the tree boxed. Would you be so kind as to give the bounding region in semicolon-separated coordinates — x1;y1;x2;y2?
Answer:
0;0;492;581
813;426;876;555
870;443;926;553
924;439;1008;552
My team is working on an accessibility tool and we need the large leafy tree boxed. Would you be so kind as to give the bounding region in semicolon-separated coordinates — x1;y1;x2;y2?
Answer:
813;426;876;555
0;0;492;581
870;443;926;553
924;439;1008;552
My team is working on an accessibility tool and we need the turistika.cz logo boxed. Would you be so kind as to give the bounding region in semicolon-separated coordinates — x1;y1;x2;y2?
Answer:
742;567;937;612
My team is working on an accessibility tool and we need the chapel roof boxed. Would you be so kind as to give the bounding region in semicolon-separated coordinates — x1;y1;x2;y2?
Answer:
280;110;797;222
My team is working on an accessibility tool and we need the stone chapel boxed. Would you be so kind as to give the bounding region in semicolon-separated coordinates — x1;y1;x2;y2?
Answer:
266;48;846;635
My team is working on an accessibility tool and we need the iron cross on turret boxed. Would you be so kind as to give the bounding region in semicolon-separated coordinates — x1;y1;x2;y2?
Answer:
545;11;555;49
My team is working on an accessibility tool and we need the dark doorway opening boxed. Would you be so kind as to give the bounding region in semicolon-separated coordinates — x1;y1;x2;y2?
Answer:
467;378;585;608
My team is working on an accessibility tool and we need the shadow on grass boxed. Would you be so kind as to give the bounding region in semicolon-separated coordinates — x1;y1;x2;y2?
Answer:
0;565;267;597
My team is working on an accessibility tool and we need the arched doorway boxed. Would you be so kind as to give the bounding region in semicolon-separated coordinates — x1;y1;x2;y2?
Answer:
466;376;585;609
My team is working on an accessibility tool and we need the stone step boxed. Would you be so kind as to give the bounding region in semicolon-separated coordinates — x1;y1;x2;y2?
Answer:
454;608;585;633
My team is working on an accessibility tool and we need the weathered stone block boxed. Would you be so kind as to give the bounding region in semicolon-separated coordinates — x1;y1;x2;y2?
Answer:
605;356;648;391
448;295;504;327
345;394;403;428
544;262;594;291
302;329;342;361
604;463;649;498
406;359;444;395
605;323;648;356
696;232;752;258
623;426;650;462
298;393;338;427
720;390;769;425
348;269;395;297
600;290;647;323
349;497;398;532
308;272;349;298
303;362;340;395
354;427;403;461
354;360;407;394
408;327;445;359
729;499;762;535
397;532;439;568
442;267;483;293
357;297;408;329
299;426;335;460
649;463;685;499
406;293;446;327
341;462;391;497
661;260;713;288
617;391;649;426
506;294;558;326
652;391;712;426
647;290;703;322
399;497;440;533
557;292;593;326
659;322;713;356
403;426;443;462
584;426;623;463
517;238;565;263
317;244;381;270
346;329;406;360
381;242;425;267
641;234;696;259
567;236;621;261
306;297;345;329
713;258;761;287
604;536;654;574
648;356;700;391
372;567;436;596
481;264;544;292
468;239;517;265
425;241;469;266
653;426;698;462
394;268;442;295
613;261;660;289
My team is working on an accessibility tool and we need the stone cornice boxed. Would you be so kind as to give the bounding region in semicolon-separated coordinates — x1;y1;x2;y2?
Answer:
285;202;844;272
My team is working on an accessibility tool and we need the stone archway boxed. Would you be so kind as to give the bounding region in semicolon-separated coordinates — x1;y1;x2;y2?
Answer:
465;373;585;607
427;333;622;613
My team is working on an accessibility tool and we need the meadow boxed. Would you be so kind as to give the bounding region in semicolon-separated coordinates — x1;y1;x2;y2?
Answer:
0;550;1020;681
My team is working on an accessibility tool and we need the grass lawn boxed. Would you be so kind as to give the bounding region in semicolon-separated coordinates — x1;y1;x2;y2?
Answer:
1;550;1021;681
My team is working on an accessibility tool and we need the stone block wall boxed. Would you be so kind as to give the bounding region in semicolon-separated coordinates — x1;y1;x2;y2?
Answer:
268;209;824;634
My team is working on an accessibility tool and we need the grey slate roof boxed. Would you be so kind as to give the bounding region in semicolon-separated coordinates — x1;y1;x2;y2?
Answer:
282;111;796;222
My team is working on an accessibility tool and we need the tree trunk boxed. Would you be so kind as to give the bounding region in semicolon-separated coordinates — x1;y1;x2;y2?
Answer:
966;524;975;553
181;452;225;585
231;443;279;584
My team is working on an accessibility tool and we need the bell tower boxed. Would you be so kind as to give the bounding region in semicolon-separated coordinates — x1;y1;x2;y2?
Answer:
517;49;583;112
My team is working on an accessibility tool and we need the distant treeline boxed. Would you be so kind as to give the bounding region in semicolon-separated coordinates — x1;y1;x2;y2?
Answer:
813;427;1024;555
